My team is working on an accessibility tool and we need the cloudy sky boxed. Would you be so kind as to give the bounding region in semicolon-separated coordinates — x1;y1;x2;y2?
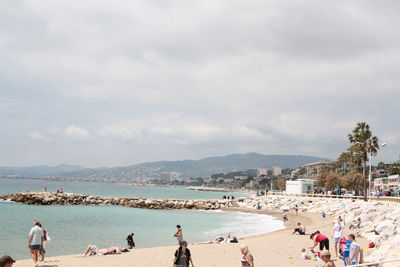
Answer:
1;0;399;167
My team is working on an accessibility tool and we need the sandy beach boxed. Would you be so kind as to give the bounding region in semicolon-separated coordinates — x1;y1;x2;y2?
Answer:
13;209;368;267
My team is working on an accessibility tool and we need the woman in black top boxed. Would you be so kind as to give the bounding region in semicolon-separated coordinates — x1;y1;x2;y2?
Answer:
173;241;194;267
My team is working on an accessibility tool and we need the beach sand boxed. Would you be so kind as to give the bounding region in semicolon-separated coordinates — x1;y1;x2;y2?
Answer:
14;209;368;267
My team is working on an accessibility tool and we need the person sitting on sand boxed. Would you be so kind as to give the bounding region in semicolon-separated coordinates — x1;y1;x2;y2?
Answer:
225;233;238;243
173;240;194;267
320;250;336;267
292;222;306;235
310;231;329;251
240;244;254;267
84;245;127;256
300;248;311;260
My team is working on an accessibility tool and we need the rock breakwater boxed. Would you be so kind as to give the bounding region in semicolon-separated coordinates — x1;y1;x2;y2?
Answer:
238;194;400;265
0;191;238;210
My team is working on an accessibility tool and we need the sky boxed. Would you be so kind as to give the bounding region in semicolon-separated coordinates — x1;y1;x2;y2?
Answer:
0;0;399;167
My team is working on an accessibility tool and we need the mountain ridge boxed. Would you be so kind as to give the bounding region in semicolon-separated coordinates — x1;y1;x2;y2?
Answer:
0;153;328;180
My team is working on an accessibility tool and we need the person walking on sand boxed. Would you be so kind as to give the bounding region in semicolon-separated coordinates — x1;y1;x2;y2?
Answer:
173;241;194;267
348;234;363;265
333;216;344;257
38;223;50;262
240;244;254;267
0;255;16;267
320;250;336;267
174;225;183;244
283;212;288;224
310;231;329;251
126;233;135;249
294;204;299;215
28;221;44;267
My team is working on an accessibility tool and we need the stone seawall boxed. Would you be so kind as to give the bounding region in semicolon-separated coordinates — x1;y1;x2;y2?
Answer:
0;191;238;210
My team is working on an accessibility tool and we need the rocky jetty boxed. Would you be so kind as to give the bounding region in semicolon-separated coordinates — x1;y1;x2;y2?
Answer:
0;191;238;210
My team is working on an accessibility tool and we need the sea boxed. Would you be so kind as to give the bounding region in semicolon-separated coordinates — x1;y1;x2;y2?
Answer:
0;178;284;260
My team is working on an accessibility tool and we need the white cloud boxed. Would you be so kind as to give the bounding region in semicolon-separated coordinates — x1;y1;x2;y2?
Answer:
2;0;400;166
29;126;92;142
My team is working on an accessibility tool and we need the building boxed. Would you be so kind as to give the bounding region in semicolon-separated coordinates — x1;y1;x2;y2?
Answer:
286;179;315;194
273;166;282;176
373;175;400;190
160;172;173;182
257;168;269;177
303;160;334;180
160;171;181;182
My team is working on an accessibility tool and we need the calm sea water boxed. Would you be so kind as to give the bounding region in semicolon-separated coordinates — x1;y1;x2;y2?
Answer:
0;178;284;260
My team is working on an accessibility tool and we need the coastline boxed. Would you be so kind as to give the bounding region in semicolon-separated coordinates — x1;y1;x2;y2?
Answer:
13;209;368;267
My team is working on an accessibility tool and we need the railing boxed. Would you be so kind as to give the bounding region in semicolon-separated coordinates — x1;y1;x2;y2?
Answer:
350;258;400;266
265;192;400;203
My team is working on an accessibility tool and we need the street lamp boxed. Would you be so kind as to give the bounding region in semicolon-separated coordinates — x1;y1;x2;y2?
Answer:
368;143;388;199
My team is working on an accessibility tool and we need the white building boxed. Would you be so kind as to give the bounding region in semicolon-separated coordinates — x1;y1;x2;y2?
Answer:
273;166;282;176
374;175;400;190
286;179;315;194
257;168;269;177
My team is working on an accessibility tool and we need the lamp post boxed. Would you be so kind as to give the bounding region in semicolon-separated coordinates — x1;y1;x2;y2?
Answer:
368;143;388;200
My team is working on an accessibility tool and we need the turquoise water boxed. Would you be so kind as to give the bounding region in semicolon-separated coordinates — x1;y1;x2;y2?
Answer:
0;178;249;199
0;178;284;260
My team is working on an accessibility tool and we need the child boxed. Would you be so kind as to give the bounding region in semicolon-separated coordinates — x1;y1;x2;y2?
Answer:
320;250;336;267
283;213;288;224
300;248;311;260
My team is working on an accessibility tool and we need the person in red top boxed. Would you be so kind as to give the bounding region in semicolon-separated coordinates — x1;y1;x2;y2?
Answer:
310;231;329;251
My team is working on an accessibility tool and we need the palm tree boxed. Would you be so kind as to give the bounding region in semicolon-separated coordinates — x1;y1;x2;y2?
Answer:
348;122;379;201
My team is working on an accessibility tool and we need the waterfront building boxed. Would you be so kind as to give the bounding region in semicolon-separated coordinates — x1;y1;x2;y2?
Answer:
373;175;400;190
286;179;315;194
302;160;334;180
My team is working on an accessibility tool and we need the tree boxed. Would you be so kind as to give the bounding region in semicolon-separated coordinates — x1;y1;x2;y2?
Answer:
348;122;379;201
341;171;364;193
324;173;342;190
277;178;286;191
388;163;400;175
377;162;386;170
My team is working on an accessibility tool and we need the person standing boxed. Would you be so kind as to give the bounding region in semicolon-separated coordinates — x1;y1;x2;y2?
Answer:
294;204;299;215
173;241;194;267
348;234;363;265
333;216;344;257
283;213;288;224
240;244;254;267
28;221;44;267
0;256;16;267
126;233;135;249
39;223;50;262
174;225;183;245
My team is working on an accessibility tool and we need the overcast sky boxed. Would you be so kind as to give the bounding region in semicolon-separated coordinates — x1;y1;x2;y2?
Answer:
0;0;399;167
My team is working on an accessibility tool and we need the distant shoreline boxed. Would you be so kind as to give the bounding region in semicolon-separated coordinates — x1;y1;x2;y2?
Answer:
188;186;255;194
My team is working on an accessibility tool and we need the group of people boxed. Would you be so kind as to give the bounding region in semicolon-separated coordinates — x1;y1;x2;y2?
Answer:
222;195;235;200
296;216;363;266
28;220;50;267
172;225;247;267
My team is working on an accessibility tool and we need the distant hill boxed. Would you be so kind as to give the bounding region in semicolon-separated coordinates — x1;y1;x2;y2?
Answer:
56;153;328;180
0;164;83;177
